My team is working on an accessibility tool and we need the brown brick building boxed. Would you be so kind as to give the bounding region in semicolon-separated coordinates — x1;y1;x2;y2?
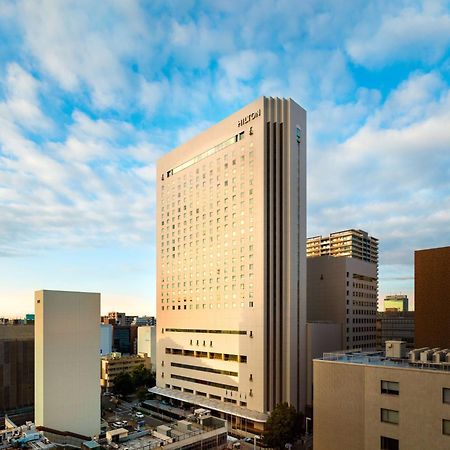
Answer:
0;324;34;413
415;246;450;348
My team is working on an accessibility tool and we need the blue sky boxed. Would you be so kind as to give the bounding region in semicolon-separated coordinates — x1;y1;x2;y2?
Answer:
1;0;450;317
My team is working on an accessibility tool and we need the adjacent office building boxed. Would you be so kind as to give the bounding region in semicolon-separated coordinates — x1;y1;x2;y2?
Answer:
313;343;450;450
0;324;34;414
415;246;450;348
384;295;408;312
35;290;100;437
376;311;415;351
307;230;378;350
152;97;307;433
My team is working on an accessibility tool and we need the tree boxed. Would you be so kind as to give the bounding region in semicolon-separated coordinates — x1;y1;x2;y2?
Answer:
113;372;134;396
131;364;156;388
263;402;303;449
136;386;147;402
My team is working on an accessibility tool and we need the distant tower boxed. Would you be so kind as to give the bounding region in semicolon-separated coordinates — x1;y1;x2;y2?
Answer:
35;290;100;437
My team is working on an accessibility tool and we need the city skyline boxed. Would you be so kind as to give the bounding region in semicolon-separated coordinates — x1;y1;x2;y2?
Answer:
1;1;450;317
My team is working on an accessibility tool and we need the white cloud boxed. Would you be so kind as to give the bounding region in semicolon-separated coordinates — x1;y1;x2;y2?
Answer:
347;4;450;67
2;63;52;130
308;73;450;271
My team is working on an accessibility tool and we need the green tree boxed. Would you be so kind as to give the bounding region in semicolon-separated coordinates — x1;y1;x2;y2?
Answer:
136;386;148;402
263;402;303;449
131;365;156;388
112;372;134;396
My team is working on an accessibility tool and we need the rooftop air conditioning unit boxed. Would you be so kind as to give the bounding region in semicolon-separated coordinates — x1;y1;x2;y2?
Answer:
420;348;439;362
385;341;406;359
433;349;448;363
409;347;429;362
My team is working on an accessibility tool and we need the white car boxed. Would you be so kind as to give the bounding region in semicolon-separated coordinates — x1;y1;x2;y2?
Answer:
135;412;144;418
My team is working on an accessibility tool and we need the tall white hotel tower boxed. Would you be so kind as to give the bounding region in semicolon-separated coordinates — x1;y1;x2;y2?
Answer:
152;97;307;433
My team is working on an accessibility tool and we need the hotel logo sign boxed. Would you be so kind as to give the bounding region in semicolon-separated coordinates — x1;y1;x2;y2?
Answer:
238;109;261;127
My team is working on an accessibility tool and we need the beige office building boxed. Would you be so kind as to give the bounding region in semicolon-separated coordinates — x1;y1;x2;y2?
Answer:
101;353;151;390
313;347;450;450
153;97;307;433
308;255;378;350
35;290;100;438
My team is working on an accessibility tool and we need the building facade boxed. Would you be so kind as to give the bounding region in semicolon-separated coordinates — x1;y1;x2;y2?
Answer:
100;324;113;356
137;326;156;372
100;353;151;390
35;290;100;437
376;311;415;351
307;254;378;350
0;324;34;414
415;246;450;348
154;97;307;432
313;347;450;450
384;295;408;312
307;229;378;264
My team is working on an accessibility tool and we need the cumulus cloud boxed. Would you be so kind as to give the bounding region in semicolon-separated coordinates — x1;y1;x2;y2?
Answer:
0;0;449;307
347;3;450;67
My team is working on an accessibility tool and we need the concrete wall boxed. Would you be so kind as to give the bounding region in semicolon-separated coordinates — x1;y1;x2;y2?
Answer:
35;290;100;437
306;322;342;406
314;359;450;450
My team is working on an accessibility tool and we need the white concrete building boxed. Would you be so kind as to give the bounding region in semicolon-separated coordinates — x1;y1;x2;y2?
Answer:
153;97;307;434
35;290;100;437
137;325;156;371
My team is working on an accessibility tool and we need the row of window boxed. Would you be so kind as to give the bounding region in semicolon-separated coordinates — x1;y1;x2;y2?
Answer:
165;384;249;407
381;381;450;403
164;328;247;335
382;408;450;437
171;362;238;377
165;347;247;363
162;302;255;311
171;373;238;392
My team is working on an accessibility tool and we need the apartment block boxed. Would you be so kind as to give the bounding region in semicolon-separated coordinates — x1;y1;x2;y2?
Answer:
153;97;307;433
384;295;408;312
35;290;100;438
308;254;378;350
307;229;378;264
313;345;450;450
415;246;450;348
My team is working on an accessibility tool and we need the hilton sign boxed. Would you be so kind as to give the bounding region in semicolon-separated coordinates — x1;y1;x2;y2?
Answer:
237;109;261;127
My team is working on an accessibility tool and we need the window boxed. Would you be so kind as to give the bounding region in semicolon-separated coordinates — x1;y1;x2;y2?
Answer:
443;388;450;404
381;380;399;395
381;409;399;424
443;419;450;436
380;436;399;450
